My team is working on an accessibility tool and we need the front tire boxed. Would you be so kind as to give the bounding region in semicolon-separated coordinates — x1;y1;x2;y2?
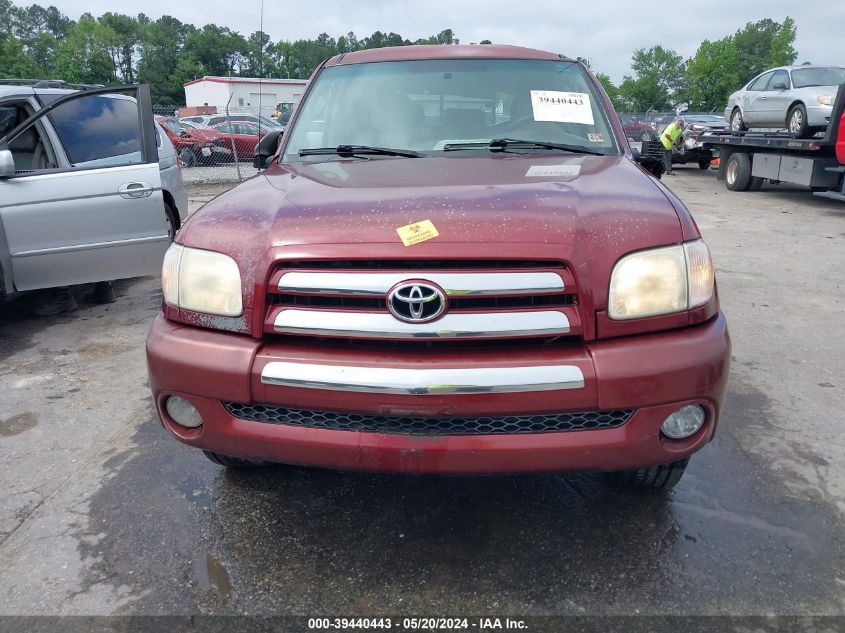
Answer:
725;152;752;191
698;159;711;170
203;450;271;468
164;201;179;242
730;108;747;132
787;104;811;138
611;458;689;491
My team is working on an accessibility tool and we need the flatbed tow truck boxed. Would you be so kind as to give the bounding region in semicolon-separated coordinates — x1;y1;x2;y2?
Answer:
701;83;845;202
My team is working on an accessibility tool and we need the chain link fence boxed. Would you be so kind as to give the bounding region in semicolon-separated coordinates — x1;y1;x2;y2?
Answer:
153;105;284;185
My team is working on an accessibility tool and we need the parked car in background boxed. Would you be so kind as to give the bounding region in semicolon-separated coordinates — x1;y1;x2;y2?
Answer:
671;114;727;169
180;114;281;130
211;121;267;159
0;82;178;298
156;116;231;166
619;114;655;141
725;65;845;137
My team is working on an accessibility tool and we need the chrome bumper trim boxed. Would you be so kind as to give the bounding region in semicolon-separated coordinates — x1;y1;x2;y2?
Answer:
260;362;585;394
273;309;570;339
278;271;564;296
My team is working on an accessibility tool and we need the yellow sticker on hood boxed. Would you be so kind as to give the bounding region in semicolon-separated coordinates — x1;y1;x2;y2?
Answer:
397;220;439;246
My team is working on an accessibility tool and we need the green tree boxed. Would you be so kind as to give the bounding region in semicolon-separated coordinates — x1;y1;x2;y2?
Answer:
594;71;624;111
685;37;741;111
54;14;117;84
0;33;40;77
733;18;798;84
618;45;685;111
182;24;249;76
99;12;140;82
138;15;194;103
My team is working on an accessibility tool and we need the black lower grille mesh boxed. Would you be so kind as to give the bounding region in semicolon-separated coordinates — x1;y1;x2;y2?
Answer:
223;402;633;436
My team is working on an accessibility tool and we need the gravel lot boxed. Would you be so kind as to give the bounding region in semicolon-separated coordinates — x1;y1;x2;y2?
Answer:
1;168;844;620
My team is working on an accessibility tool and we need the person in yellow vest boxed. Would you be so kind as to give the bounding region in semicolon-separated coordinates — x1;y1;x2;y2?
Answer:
660;118;685;175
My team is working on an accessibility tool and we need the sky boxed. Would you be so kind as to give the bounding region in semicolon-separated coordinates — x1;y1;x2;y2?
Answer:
40;0;843;82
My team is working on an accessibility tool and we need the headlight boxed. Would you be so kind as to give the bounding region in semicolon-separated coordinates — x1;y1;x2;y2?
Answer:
817;96;834;106
161;244;243;316
608;240;714;320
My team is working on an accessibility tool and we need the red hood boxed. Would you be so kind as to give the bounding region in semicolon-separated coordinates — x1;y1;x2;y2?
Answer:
179;154;693;312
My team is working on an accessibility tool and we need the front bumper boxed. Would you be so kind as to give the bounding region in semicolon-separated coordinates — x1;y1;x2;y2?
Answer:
807;103;833;127
146;312;731;474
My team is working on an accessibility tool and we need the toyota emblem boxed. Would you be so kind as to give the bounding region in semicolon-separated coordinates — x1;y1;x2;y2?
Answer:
387;282;446;323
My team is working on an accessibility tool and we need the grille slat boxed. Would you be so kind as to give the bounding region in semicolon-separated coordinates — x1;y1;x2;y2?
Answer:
223;402;633;436
277;259;565;270
269;293;576;310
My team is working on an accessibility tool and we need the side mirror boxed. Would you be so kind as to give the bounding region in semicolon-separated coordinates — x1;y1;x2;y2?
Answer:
0;149;14;177
253;129;283;169
772;82;788;90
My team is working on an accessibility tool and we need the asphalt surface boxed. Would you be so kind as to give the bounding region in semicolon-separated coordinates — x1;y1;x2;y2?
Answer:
1;169;844;617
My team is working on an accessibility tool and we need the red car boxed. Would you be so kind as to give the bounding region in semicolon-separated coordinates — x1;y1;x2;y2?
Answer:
155;116;231;166
147;45;730;491
211;121;267;159
619;114;656;141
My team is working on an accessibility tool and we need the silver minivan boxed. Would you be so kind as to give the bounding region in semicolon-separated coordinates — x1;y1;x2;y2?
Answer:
0;83;187;297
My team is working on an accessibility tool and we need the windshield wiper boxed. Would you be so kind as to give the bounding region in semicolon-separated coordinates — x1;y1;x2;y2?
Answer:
299;145;421;158
443;138;605;156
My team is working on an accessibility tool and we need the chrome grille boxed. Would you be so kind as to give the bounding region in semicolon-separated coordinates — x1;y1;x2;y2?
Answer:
223;402;633;436
266;260;579;341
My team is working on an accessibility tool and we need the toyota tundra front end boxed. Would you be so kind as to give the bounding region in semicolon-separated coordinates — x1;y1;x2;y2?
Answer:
146;45;730;490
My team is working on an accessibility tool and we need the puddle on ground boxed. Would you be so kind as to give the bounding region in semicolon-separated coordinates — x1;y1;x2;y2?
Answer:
0;412;38;437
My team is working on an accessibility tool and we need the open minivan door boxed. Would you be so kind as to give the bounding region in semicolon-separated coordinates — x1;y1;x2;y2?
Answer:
0;84;169;293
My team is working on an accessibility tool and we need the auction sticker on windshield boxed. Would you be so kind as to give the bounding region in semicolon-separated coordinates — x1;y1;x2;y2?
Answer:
397;220;440;246
530;90;594;125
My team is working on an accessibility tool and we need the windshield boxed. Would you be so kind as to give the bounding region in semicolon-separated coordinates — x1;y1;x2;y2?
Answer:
163;118;189;134
282;58;618;161
791;67;845;89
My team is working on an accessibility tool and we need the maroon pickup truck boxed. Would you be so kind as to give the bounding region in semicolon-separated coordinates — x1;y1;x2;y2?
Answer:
146;45;730;491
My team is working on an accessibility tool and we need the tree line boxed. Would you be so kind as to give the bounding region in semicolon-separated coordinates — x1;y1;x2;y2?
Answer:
595;18;798;113
0;2;798;113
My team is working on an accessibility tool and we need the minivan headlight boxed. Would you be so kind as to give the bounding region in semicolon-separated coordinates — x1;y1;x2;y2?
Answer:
817;95;834;106
161;244;243;317
608;240;714;320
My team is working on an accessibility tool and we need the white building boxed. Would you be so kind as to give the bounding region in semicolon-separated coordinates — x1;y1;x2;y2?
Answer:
183;76;308;117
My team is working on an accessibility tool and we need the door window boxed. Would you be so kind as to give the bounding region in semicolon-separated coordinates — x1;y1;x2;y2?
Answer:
768;70;790;90
47;94;143;168
217;124;233;133
747;72;773;91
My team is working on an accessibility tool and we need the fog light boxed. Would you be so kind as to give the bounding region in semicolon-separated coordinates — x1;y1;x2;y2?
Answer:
165;396;203;428
661;405;705;439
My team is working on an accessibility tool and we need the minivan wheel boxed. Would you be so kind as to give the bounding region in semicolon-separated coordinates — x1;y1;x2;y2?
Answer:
202;450;271;468
787;104;810;137
164;201;178;241
730;108;746;132
611;458;689;491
